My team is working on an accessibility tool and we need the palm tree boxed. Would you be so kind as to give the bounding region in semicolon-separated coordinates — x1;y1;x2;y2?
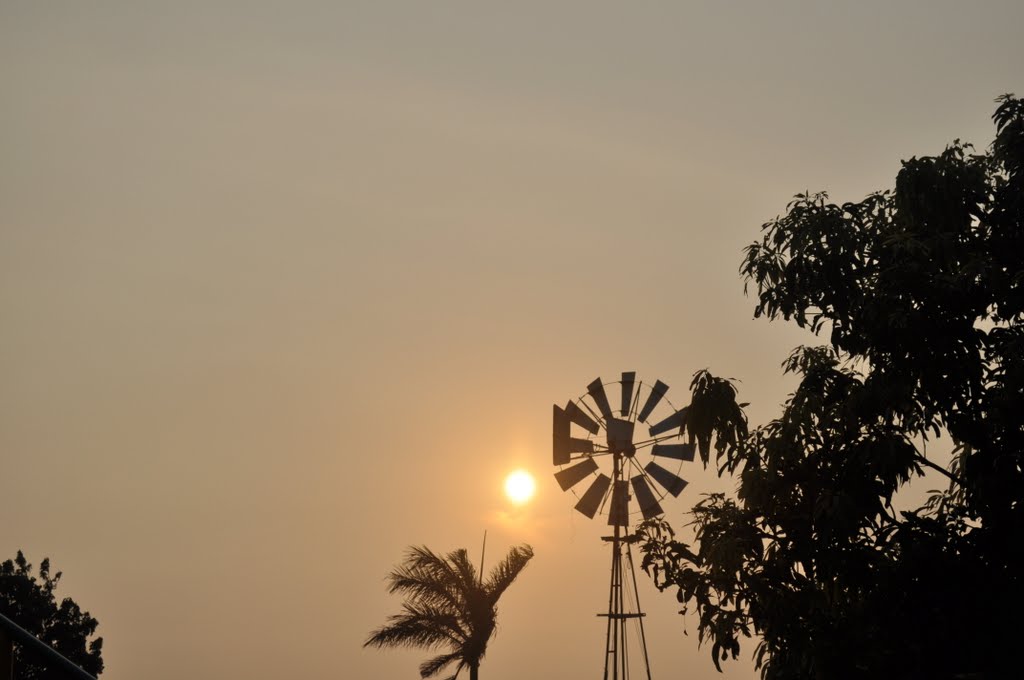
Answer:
364;543;534;680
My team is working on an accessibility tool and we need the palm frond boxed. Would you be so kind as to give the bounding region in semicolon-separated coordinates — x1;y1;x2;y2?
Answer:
389;567;463;610
363;602;467;650
446;548;479;593
485;544;534;603
419;651;464;679
389;547;469;607
391;547;458;588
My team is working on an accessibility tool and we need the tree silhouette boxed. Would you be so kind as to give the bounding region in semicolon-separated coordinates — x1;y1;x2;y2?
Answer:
0;551;104;679
639;95;1024;679
365;544;533;680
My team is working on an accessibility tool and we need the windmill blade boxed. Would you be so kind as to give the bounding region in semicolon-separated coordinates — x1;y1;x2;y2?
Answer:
648;407;689;436
554;458;599;491
652;443;696;461
630;475;664;520
620;371;636;417
574;473;611;519
607;479;629;526
644;461;689;497
565;400;600;435
587;378;614;420
553;405;571;465
553;404;595;465
637;380;669;422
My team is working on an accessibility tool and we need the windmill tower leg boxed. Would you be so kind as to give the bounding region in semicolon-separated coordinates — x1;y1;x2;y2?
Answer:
600;454;653;680
600;531;654;680
625;538;653;680
602;518;622;680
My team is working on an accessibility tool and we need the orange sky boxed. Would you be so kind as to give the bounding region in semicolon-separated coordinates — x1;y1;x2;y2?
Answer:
2;2;1022;679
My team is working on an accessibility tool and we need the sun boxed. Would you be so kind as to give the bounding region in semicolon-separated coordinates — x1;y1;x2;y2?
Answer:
504;470;536;505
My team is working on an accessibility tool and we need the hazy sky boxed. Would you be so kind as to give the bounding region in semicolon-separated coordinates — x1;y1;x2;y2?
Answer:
2;2;1022;679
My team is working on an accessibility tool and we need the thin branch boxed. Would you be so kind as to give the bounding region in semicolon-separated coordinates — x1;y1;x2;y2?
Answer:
914;453;965;487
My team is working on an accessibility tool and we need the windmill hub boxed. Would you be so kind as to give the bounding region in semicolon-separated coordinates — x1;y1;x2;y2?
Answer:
606;418;636;457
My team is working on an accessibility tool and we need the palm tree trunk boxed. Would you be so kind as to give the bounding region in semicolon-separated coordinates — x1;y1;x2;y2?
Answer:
469;661;479;680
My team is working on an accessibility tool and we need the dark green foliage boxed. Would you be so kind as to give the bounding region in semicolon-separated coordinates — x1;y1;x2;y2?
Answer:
364;544;533;680
639;95;1024;679
687;370;749;470
0;552;104;679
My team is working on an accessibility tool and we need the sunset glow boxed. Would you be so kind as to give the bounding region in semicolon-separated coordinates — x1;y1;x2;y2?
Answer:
504;470;536;504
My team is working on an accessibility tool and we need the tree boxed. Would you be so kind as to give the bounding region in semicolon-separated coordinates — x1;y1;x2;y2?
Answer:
638;94;1024;679
364;544;533;680
0;552;104;679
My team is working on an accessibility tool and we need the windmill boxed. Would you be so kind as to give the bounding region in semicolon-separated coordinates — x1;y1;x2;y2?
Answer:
553;372;695;680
